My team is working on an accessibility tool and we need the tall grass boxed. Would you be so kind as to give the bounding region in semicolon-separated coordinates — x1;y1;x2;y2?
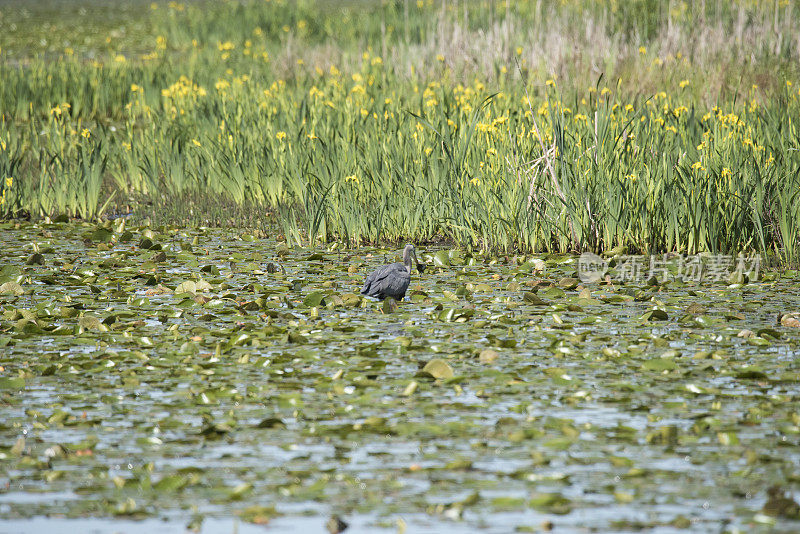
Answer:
0;0;798;261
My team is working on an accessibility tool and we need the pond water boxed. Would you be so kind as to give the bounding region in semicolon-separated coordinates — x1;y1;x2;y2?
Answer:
1;220;799;532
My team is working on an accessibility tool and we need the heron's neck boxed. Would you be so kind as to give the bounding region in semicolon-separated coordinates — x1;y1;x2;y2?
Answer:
403;252;413;273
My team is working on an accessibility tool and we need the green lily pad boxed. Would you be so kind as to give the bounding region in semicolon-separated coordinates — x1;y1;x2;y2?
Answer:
0;282;24;295
238;505;280;524
642;309;669;321
303;290;326;307
523;292;549;305
0;377;25;389
642;359;677;372
421;358;454;380
433;250;451;266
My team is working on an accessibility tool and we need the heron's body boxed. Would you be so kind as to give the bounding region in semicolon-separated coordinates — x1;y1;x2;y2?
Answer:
361;244;418;300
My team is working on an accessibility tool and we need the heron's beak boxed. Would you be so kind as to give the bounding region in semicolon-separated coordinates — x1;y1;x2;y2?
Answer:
413;250;426;273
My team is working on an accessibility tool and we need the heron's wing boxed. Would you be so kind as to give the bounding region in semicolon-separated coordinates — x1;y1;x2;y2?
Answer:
380;268;411;299
361;265;387;294
361;270;376;293
361;263;410;298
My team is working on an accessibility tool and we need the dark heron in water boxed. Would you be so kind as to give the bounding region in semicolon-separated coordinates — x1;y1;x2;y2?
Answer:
361;244;420;300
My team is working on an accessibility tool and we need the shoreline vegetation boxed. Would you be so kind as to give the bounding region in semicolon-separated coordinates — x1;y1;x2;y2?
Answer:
0;0;799;261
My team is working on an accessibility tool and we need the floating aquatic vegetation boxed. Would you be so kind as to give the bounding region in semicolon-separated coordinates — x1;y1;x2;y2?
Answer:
0;220;799;531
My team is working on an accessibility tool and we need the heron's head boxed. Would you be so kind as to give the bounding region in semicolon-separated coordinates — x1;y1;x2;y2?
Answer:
402;243;418;271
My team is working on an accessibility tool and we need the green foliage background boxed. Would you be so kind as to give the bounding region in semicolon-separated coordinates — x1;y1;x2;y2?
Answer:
0;0;798;260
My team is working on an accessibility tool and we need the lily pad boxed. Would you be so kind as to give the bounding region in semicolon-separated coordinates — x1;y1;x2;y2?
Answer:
421;359;454;380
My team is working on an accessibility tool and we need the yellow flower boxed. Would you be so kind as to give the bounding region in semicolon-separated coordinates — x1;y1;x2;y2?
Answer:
436;54;445;62
5;177;12;188
721;168;732;178
81;129;91;139
516;47;523;56
537;102;548;116
192;139;201;147
344;174;359;183
679;79;690;89
470;177;481;185
114;55;126;63
638;46;646;55
276;131;287;141
691;161;704;171
131;84;141;92
545;79;555;87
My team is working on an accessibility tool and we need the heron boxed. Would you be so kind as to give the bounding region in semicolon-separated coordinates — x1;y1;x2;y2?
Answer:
361;244;420;300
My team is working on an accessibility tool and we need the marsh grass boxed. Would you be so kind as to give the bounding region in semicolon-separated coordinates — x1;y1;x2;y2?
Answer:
0;0;798;261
